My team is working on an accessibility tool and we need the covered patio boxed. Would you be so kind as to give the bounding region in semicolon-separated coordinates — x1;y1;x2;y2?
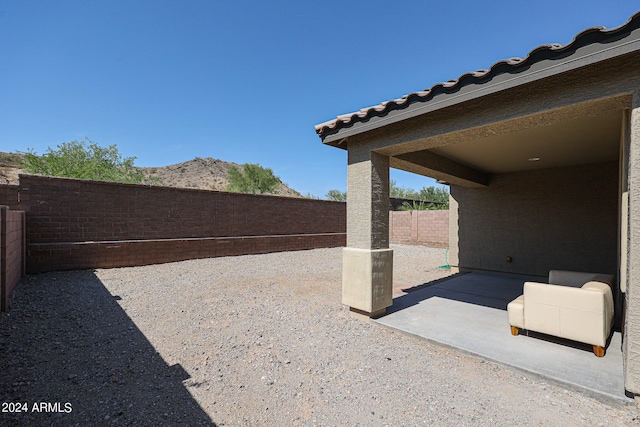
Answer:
377;272;625;404
315;12;640;399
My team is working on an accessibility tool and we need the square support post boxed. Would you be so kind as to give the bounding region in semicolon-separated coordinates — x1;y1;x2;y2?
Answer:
343;146;392;316
624;92;640;396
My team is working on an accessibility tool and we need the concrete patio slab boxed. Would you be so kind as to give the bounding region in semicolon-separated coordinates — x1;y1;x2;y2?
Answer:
375;272;629;405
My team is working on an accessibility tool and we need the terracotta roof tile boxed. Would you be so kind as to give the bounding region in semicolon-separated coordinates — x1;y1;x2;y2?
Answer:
315;10;640;139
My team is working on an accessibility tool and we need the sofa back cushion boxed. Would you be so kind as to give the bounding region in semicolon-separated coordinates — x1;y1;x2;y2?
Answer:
548;270;614;289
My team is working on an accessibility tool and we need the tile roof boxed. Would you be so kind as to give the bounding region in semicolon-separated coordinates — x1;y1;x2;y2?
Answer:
315;10;640;140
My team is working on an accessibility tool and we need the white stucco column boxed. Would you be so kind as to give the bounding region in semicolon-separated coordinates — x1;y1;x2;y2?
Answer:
342;145;392;317
624;93;640;396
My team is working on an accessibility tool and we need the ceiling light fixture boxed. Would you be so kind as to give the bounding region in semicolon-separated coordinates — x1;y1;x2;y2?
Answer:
528;157;540;162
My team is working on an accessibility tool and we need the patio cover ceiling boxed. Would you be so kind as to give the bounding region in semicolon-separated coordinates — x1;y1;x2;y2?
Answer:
415;109;622;175
367;100;624;188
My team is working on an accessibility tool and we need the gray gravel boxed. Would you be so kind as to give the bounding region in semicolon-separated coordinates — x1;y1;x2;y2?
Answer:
1;244;638;426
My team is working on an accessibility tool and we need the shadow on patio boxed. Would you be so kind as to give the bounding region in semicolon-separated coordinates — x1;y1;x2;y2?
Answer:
375;272;629;405
0;270;216;426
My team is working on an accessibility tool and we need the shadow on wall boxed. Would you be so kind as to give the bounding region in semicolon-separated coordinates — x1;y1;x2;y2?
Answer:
0;271;216;426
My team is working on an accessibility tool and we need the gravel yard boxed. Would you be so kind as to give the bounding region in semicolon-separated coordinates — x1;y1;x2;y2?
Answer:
1;244;638;426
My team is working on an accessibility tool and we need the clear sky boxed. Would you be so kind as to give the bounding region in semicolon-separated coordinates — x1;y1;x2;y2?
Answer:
1;1;638;197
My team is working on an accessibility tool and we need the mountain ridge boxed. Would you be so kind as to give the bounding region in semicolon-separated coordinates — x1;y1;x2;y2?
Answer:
0;152;302;197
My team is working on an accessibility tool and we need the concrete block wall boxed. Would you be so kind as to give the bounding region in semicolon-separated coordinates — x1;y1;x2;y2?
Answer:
389;210;449;247
15;175;346;273
19;175;345;243
451;161;618;277
28;233;343;272
1;206;25;311
0;185;20;210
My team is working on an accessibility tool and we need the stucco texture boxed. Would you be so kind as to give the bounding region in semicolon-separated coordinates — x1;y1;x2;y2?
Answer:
451;161;618;278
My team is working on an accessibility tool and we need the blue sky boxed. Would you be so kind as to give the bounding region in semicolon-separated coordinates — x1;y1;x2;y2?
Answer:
1;1;638;197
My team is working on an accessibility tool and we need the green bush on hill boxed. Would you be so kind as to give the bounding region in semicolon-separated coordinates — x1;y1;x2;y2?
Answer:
20;138;144;184
325;189;346;202
226;163;281;194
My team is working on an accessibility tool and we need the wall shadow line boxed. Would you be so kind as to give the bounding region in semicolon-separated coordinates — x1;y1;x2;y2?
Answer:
387;272;526;315
0;270;217;426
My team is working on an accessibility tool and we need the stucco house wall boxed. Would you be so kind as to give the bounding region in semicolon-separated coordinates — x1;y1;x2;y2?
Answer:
451;161;619;278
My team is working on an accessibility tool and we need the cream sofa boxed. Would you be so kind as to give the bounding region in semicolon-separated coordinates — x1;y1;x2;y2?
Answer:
507;270;615;357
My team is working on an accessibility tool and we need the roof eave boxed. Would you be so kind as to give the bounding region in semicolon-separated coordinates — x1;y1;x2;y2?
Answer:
316;11;640;145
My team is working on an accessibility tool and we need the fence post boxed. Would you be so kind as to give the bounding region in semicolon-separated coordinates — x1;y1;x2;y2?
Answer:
21;210;26;277
1;205;7;311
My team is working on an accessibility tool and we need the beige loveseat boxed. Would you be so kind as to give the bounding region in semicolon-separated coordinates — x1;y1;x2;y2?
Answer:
507;270;615;357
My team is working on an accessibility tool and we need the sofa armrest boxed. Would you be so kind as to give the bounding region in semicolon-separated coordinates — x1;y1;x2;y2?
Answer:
523;281;612;346
507;295;525;329
582;281;614;326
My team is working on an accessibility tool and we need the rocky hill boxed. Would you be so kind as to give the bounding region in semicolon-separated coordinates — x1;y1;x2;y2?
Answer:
0;152;23;185
0;152;302;197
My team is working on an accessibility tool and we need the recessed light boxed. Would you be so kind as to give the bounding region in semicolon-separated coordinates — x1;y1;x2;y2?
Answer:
528;157;540;162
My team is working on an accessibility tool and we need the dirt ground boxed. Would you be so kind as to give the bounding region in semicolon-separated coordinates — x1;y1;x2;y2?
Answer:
1;245;638;426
